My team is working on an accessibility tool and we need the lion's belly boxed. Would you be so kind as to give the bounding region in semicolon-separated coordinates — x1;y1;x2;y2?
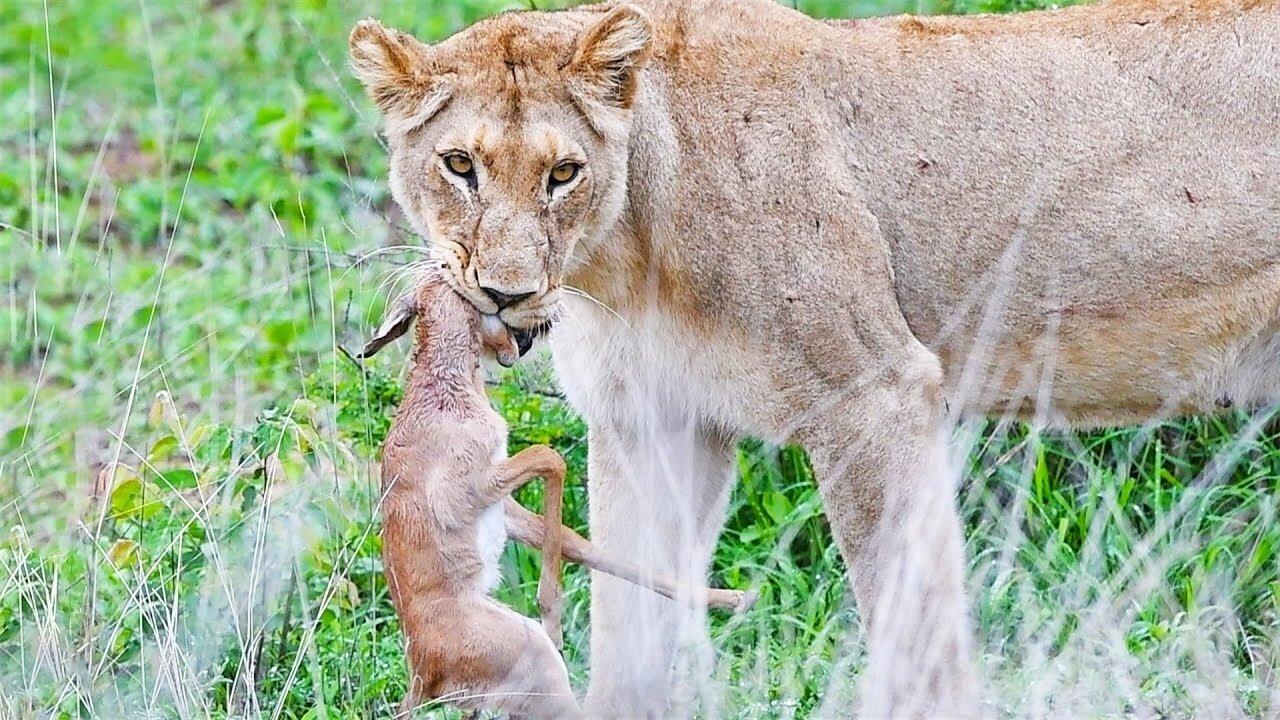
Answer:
556;253;1280;434
938;267;1280;427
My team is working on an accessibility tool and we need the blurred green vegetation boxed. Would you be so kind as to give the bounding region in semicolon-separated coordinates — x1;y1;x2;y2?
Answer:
3;0;1277;718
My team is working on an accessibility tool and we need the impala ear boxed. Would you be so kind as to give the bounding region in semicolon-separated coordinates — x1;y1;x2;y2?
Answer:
358;290;417;359
349;18;451;130
568;4;653;110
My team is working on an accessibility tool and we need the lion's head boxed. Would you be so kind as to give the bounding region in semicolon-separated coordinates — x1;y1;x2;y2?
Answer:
349;4;652;354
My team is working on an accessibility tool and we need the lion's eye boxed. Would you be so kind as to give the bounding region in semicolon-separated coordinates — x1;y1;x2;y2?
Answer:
445;154;474;177
548;162;580;190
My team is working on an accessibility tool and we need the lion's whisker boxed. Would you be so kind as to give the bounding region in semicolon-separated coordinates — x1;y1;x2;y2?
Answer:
370;261;437;318
562;285;634;333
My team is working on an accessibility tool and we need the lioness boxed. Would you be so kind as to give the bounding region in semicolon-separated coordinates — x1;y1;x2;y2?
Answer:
348;0;1279;716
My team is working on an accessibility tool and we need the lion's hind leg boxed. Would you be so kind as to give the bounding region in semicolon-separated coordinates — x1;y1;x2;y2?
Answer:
1211;321;1280;414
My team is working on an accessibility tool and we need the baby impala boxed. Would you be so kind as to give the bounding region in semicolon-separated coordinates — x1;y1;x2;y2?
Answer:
362;274;754;718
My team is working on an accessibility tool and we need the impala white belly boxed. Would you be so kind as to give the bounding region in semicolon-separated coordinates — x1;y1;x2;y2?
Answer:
475;501;507;595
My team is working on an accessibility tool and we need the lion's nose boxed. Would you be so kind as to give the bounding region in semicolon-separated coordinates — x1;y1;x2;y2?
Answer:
481;287;534;310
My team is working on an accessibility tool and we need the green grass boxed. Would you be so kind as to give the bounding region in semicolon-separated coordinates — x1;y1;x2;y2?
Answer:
3;0;1278;718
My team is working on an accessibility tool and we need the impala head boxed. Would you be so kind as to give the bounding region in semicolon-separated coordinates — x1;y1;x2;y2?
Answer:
349;4;653;355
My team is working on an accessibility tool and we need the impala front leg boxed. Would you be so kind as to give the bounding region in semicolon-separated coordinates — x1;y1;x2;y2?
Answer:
537;449;567;650
484;444;568;649
484;445;567;502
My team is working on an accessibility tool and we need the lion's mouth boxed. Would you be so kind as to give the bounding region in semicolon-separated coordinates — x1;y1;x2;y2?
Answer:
510;319;554;358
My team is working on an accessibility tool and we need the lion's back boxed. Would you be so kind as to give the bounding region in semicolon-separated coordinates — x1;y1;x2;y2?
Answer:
633;0;1279;423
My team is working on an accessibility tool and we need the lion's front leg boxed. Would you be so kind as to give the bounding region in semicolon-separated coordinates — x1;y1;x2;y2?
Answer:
800;347;980;720
578;420;737;719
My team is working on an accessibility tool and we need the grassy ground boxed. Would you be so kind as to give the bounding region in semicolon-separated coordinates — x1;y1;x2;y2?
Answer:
2;1;1278;718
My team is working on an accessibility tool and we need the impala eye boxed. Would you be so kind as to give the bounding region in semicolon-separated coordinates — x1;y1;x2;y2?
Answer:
445;153;474;177
548;162;580;190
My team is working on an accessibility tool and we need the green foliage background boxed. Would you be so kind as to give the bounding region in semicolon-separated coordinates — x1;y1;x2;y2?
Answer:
2;1;1278;718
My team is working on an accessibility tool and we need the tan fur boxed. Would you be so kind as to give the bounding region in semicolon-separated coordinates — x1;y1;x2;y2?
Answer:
375;276;579;719
371;274;753;718
352;1;1280;717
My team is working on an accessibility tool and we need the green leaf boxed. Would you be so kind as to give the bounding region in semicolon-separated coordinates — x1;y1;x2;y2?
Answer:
159;469;199;491
763;491;792;525
263;319;300;348
109;476;144;520
275;117;300;156
2;424;30;451
254;104;287;127
148;435;179;463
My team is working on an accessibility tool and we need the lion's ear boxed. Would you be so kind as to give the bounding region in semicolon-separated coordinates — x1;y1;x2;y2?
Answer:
568;4;653;111
349;18;451;130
